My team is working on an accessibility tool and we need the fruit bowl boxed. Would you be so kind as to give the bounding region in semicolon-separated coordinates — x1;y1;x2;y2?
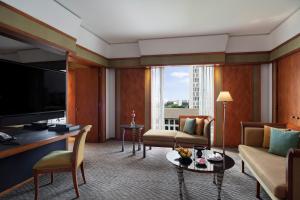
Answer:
175;147;193;165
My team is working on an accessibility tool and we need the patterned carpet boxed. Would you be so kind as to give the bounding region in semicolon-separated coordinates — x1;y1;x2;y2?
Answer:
1;141;271;200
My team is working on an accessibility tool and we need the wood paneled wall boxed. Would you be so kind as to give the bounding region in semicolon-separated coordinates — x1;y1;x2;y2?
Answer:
277;51;300;126
115;68;151;141
214;65;261;147
67;63;106;143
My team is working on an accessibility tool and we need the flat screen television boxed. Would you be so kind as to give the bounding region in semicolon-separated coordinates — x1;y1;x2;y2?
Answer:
0;59;66;126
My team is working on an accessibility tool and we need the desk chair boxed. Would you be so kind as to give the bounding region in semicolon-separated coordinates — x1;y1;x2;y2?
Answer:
33;125;92;200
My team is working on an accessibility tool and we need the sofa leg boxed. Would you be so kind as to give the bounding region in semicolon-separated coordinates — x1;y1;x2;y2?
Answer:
256;180;260;198
149;146;152;150
143;145;146;158
242;160;245;173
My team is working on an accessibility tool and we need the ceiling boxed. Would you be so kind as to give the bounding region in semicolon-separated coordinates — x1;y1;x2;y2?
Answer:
0;35;33;53
57;0;300;44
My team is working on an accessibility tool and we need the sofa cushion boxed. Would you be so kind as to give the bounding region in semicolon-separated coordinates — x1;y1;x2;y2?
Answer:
195;118;204;135
269;128;300;157
183;118;196;135
203;119;212;137
239;145;287;199
244;127;263;147
175;131;208;145
263;126;288;148
143;130;177;142
179;118;186;131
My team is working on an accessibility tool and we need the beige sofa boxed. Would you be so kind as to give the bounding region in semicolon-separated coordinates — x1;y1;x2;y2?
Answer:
143;115;213;158
239;122;300;200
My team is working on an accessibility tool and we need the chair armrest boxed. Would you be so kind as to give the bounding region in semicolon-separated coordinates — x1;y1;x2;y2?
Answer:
287;148;300;200
240;122;286;145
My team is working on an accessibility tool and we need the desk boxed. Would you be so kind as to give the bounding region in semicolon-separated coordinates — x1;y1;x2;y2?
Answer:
120;124;144;155
0;127;80;195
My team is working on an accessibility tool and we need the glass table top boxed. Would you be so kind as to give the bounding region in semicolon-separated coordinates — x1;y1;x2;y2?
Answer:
166;149;235;173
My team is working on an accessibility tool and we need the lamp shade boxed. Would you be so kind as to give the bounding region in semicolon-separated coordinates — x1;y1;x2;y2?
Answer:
217;91;233;102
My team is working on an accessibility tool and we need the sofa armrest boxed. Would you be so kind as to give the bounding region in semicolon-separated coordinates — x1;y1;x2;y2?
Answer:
240;122;286;145
287;148;300;200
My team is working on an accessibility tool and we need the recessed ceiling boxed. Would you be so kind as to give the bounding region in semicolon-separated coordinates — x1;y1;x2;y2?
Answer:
56;0;300;44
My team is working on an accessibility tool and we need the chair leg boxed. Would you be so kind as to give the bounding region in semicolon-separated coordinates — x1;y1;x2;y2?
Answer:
80;162;86;184
72;168;80;198
143;145;146;158
242;160;245;173
256;180;260;198
50;172;54;184
34;172;39;200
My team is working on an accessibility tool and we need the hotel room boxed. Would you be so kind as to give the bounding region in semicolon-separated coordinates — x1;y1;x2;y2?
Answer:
0;0;299;200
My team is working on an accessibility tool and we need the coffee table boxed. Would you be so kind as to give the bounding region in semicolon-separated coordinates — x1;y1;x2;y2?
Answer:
166;150;235;200
120;124;144;155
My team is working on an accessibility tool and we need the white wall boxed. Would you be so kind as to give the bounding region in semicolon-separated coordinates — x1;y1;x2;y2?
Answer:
261;63;272;122
226;35;271;52
106;68;115;139
139;35;229;55
2;0;81;38
109;43;140;58
270;9;300;49
77;26;110;57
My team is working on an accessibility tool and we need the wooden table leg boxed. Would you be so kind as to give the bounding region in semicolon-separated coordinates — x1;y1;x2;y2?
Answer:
138;128;142;151
121;128;125;152
132;129;136;155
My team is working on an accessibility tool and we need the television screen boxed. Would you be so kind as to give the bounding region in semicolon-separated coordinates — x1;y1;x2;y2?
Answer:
0;60;66;117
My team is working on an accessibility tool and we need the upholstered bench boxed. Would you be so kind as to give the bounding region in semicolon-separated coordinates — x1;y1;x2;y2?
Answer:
143;115;213;158
239;122;300;200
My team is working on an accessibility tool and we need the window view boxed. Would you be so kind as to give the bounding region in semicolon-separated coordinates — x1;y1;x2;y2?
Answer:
163;65;214;131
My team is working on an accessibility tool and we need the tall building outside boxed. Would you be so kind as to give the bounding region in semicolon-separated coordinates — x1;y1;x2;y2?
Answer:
189;65;214;109
189;66;200;108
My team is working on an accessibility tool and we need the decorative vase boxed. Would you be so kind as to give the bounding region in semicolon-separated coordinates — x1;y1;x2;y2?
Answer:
130;110;136;127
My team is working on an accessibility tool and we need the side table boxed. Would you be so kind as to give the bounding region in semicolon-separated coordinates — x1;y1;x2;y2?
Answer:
120;124;144;155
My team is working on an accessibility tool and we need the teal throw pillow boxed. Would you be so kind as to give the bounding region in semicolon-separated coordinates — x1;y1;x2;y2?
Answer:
183;118;196;135
269;128;300;157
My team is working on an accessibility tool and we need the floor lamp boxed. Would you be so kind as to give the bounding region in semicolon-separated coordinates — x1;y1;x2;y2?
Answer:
217;91;233;157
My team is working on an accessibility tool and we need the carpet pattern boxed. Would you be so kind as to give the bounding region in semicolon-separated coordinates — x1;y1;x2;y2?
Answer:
1;141;271;200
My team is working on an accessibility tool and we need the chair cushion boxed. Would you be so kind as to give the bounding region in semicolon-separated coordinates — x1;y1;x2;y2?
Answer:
269;128;300;157
33;150;73;170
175;131;208;145
239;145;287;199
183;118;196;135
143;130;177;142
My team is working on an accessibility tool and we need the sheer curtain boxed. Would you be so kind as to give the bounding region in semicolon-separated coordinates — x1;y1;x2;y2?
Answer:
151;67;164;130
197;65;214;116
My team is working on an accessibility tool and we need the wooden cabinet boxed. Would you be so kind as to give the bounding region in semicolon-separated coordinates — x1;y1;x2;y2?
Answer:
67;63;106;143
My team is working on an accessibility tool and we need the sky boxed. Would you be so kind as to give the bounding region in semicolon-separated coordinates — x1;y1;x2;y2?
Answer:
164;66;190;102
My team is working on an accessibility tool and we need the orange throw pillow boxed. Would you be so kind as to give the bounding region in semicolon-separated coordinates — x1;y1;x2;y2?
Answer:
195;118;204;135
263;125;271;148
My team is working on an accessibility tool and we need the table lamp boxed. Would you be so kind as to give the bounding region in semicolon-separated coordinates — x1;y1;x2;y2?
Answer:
217;91;233;157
